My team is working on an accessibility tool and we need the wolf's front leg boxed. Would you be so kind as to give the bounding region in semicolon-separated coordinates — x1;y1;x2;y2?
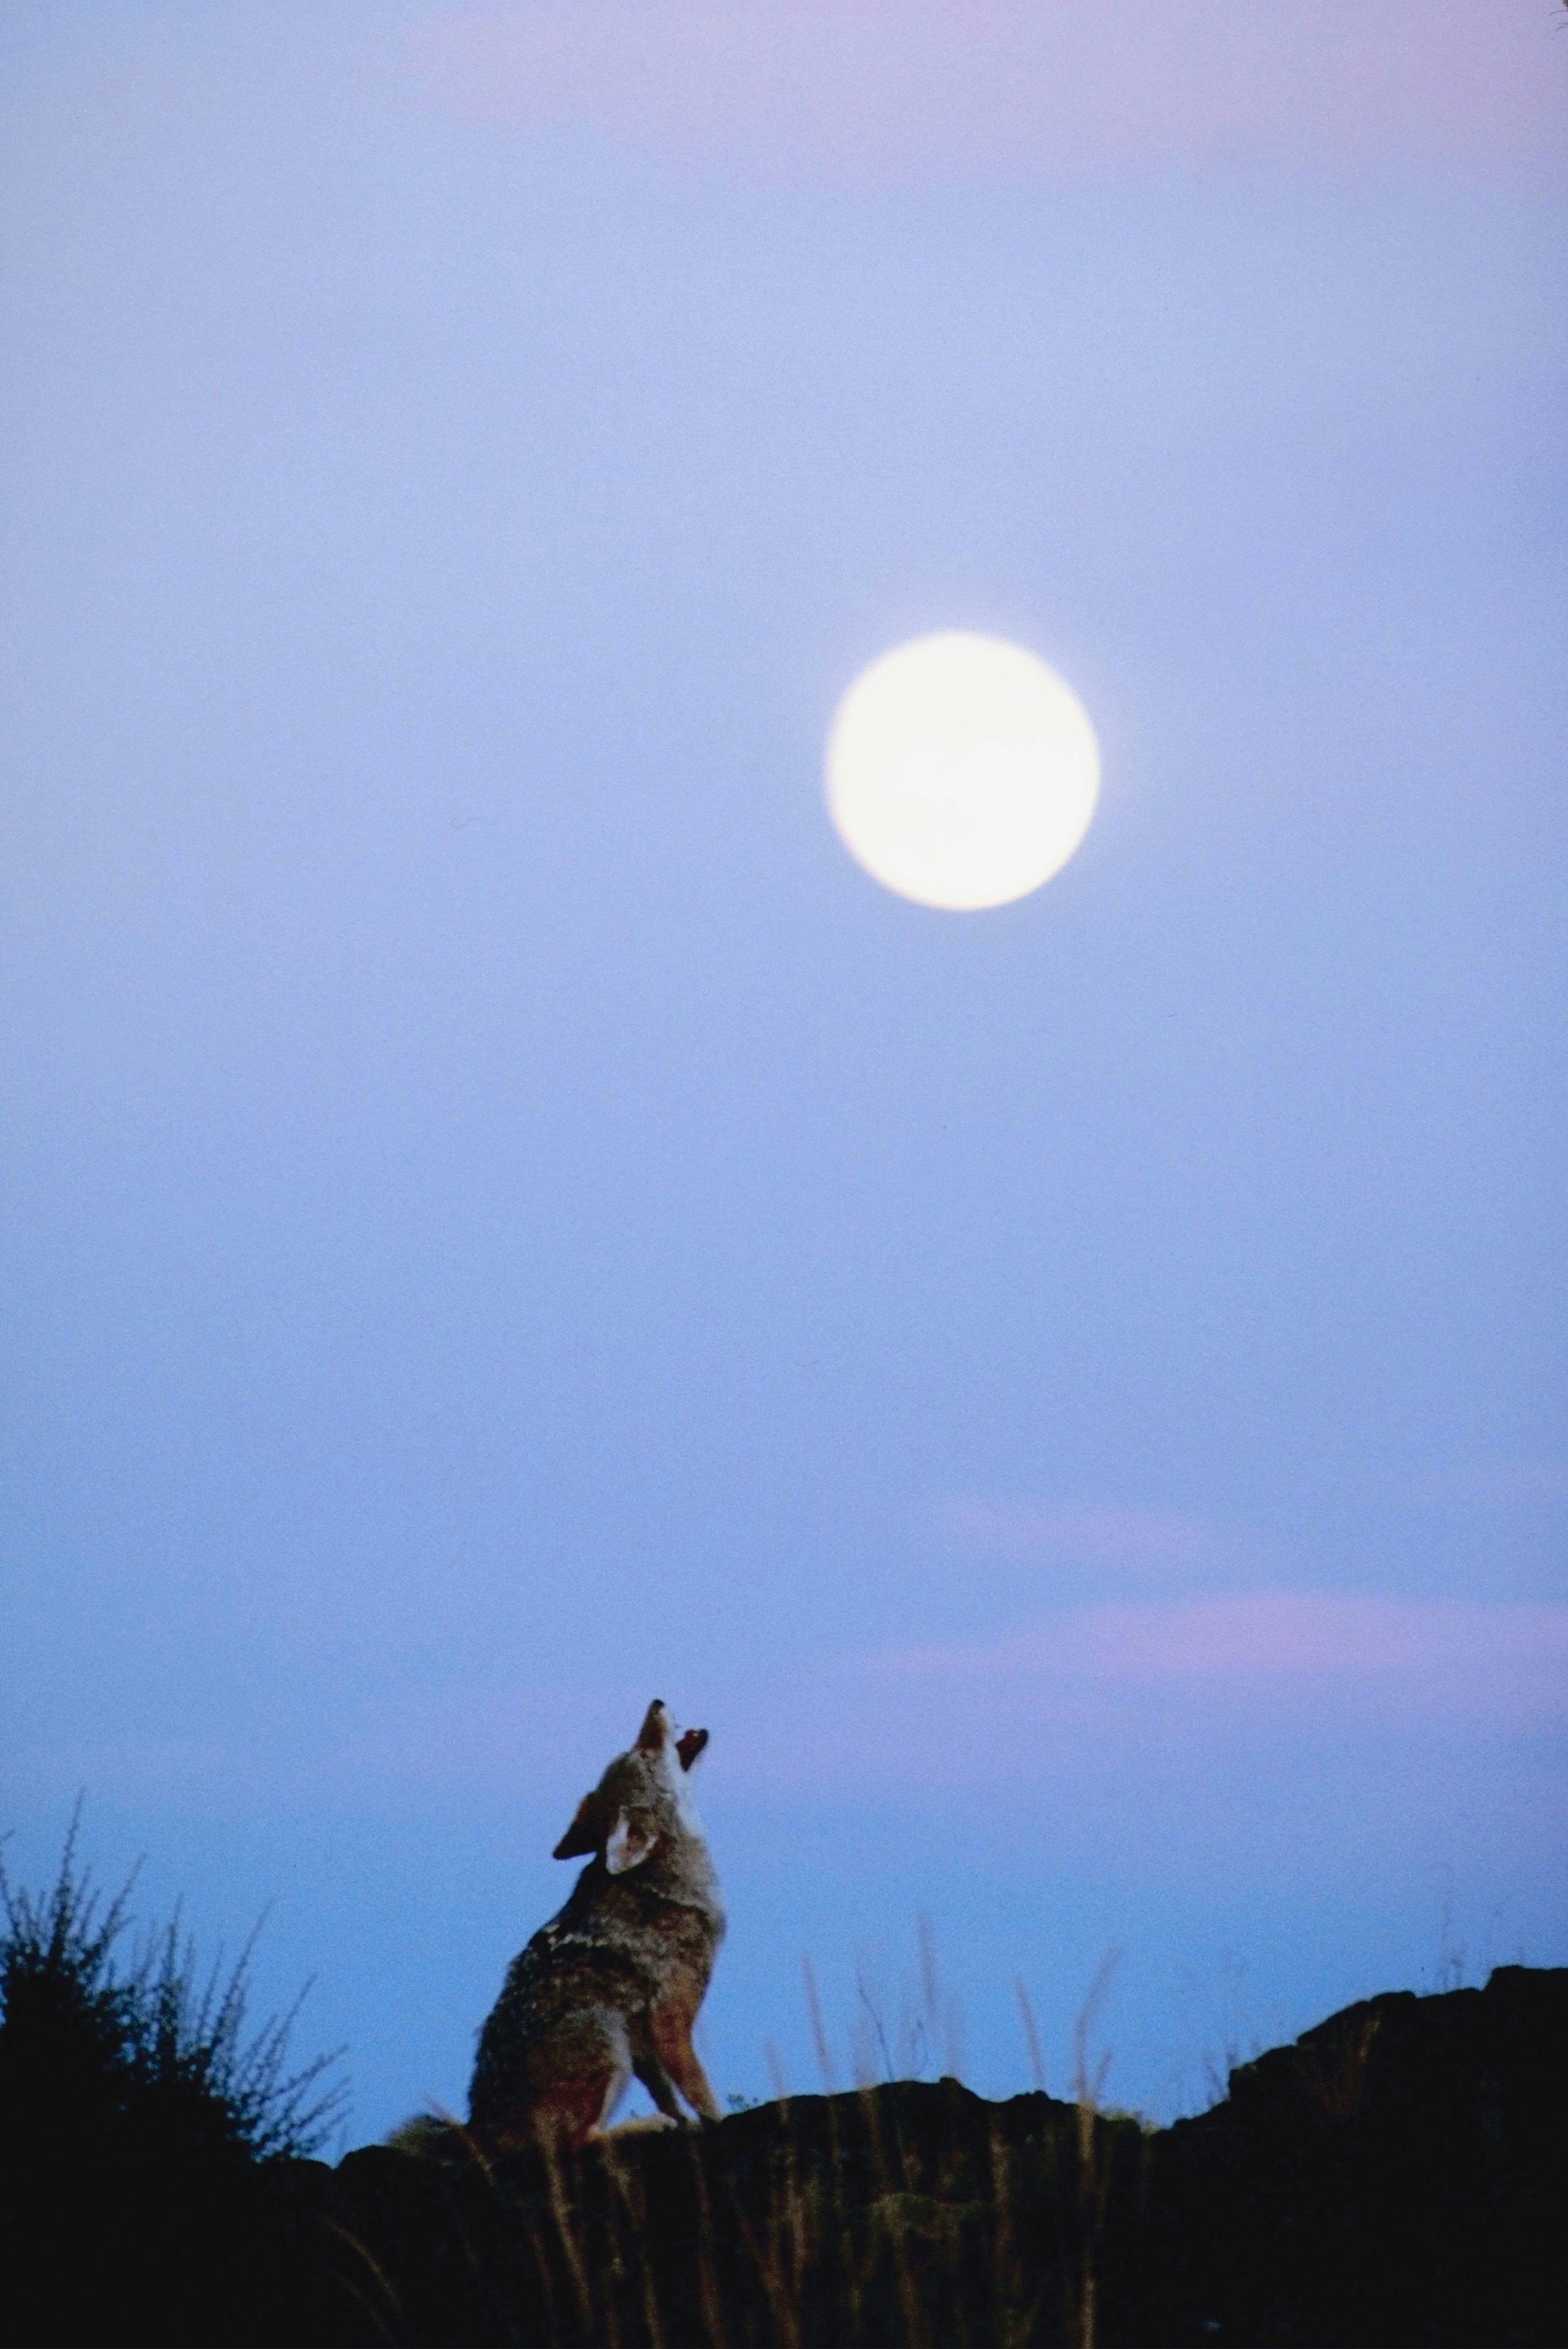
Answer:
631;2047;683;2121
651;2012;722;2123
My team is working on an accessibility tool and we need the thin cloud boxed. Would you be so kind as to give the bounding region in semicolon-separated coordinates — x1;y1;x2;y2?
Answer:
33;1598;1562;1807
410;1;1567;186
935;1498;1211;1569
722;1594;1568;1794
1399;1461;1568;1510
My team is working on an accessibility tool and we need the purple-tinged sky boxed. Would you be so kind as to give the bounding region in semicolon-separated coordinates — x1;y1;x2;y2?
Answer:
3;1;1565;2140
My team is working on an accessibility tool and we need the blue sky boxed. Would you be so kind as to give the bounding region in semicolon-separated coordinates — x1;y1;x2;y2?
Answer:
4;1;1565;2140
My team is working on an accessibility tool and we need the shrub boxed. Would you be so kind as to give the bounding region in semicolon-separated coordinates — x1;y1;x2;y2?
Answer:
0;1805;347;2171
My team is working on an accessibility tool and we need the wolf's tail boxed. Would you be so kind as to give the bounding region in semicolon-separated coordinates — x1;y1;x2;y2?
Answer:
384;2111;471;2162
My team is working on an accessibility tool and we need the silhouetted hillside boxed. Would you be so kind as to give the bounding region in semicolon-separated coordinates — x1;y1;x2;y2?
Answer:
5;1958;1564;2346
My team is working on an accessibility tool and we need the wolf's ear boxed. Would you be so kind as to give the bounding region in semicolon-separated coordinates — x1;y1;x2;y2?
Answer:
636;1699;670;1752
552;1790;606;1860
604;1809;660;1875
675;1727;709;1772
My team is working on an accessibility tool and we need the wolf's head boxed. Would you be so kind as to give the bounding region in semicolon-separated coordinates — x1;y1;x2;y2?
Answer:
552;1700;710;1874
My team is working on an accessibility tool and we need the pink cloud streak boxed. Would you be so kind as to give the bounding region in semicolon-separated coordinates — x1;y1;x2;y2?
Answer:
22;1597;1562;1811
870;1592;1568;1694
411;1;1567;185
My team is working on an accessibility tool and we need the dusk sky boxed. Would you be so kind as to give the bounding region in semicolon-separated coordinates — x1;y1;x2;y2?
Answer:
4;0;1566;2143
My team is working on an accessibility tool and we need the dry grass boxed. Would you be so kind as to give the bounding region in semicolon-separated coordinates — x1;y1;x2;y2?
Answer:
342;1933;1146;2348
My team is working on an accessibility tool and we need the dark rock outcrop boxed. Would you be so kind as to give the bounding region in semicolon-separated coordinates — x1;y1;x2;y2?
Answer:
1141;1962;1568;2348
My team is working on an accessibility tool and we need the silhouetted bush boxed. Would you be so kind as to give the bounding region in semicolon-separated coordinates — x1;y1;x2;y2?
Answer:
0;1807;344;2170
0;1809;346;2347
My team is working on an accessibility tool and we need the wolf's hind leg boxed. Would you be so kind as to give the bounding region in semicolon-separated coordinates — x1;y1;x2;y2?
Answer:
510;2009;638;2150
588;2028;675;2139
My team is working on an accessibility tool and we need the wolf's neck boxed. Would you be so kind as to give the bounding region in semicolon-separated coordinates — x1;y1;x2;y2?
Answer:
641;1843;720;1911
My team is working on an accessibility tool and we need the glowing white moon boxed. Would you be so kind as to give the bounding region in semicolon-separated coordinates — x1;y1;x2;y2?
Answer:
826;632;1100;910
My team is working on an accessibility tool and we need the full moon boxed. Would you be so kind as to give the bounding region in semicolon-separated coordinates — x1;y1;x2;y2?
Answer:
825;632;1100;910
